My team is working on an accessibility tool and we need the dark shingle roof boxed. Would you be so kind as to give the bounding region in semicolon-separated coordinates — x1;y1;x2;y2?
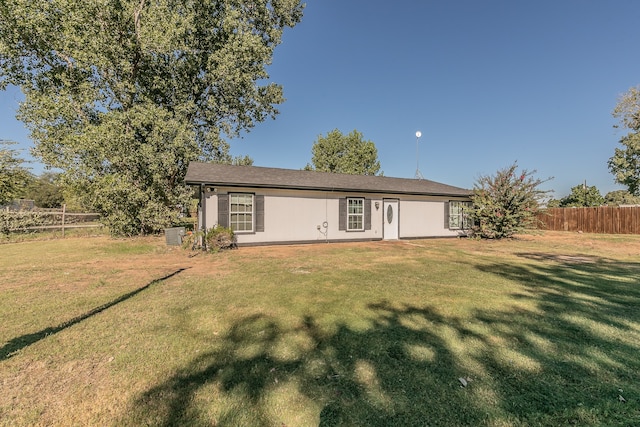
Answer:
185;162;472;197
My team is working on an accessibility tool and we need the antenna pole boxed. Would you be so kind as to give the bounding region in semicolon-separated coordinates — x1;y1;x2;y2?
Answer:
415;131;424;180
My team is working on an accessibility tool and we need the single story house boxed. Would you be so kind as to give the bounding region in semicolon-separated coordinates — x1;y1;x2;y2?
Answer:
184;162;473;246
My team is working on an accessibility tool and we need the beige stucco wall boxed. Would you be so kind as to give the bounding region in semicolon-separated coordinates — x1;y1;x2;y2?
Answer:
262;190;385;243
398;197;463;238
202;191;217;234
200;186;467;245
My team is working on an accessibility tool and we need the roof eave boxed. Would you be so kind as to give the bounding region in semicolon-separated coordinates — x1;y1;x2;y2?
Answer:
186;180;471;198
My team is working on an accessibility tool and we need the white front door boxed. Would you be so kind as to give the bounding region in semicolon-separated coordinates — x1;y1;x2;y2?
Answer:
383;200;399;240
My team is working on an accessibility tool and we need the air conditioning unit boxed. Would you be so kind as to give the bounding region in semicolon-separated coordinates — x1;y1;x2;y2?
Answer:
164;227;186;246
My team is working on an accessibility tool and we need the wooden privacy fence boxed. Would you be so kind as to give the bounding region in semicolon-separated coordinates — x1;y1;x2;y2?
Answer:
537;207;640;234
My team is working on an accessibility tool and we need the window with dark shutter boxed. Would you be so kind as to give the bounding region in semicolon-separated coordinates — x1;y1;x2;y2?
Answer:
339;198;370;232
364;199;371;230
448;201;473;230
229;193;253;232
218;194;229;228
346;198;364;231
255;195;264;232
444;201;450;229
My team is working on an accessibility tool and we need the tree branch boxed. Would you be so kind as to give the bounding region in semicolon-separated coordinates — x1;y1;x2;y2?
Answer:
133;0;146;41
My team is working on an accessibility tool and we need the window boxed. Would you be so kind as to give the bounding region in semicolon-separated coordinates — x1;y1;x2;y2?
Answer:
348;198;364;231
449;201;473;230
218;194;263;232
229;193;253;232
339;197;370;231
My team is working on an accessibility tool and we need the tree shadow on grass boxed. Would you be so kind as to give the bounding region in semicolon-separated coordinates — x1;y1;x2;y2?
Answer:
0;268;187;361
472;253;640;425
493;252;640;330
130;304;482;426
127;254;640;426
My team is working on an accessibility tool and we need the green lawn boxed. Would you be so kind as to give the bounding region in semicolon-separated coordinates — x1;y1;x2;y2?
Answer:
1;233;639;426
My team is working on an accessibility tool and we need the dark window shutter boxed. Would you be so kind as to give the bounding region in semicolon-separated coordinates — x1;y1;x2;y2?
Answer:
255;195;264;232
364;199;371;230
444;201;450;229
339;198;347;231
218;194;229;228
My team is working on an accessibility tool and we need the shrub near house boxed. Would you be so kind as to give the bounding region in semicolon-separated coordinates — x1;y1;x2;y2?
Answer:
471;163;551;239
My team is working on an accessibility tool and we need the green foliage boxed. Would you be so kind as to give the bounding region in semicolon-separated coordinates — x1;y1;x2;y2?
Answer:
0;140;31;205
230;155;254;166
59;187;88;212
546;198;561;208
0;210;46;235
23;172;64;208
556;183;604;207
471;162;551;239
204;225;236;252
180;230;198;250
604;189;640;206
182;225;236;252
305;129;382;175
0;0;303;235
608;86;640;195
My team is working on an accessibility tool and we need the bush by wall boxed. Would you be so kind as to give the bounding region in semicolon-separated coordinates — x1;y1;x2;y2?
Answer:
182;225;236;252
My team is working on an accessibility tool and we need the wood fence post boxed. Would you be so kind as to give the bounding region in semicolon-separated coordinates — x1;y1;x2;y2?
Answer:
62;204;66;238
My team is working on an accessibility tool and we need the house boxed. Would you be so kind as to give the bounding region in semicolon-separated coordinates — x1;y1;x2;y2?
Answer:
184;162;473;246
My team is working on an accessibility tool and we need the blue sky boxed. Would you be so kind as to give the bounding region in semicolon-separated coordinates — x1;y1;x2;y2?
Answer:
2;0;639;198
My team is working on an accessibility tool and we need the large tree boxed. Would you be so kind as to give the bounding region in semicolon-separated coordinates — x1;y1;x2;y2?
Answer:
604;190;640;206
0;0;303;235
24;172;64;208
608;86;640;196
305;129;382;176
0;140;31;206
471;162;551;239
556;183;604;207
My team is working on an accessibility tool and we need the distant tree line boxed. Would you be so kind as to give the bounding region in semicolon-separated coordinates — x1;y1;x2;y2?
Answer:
1;141;65;209
547;185;640;208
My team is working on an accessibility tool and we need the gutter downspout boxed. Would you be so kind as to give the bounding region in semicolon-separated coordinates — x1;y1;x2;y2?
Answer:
200;183;207;250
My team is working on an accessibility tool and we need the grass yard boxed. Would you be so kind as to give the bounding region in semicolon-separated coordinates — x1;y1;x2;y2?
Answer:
0;232;639;426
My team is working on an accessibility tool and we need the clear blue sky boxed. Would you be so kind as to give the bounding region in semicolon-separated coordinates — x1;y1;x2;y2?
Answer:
2;0;639;198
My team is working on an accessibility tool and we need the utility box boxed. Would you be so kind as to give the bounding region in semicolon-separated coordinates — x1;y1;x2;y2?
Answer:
165;227;186;246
